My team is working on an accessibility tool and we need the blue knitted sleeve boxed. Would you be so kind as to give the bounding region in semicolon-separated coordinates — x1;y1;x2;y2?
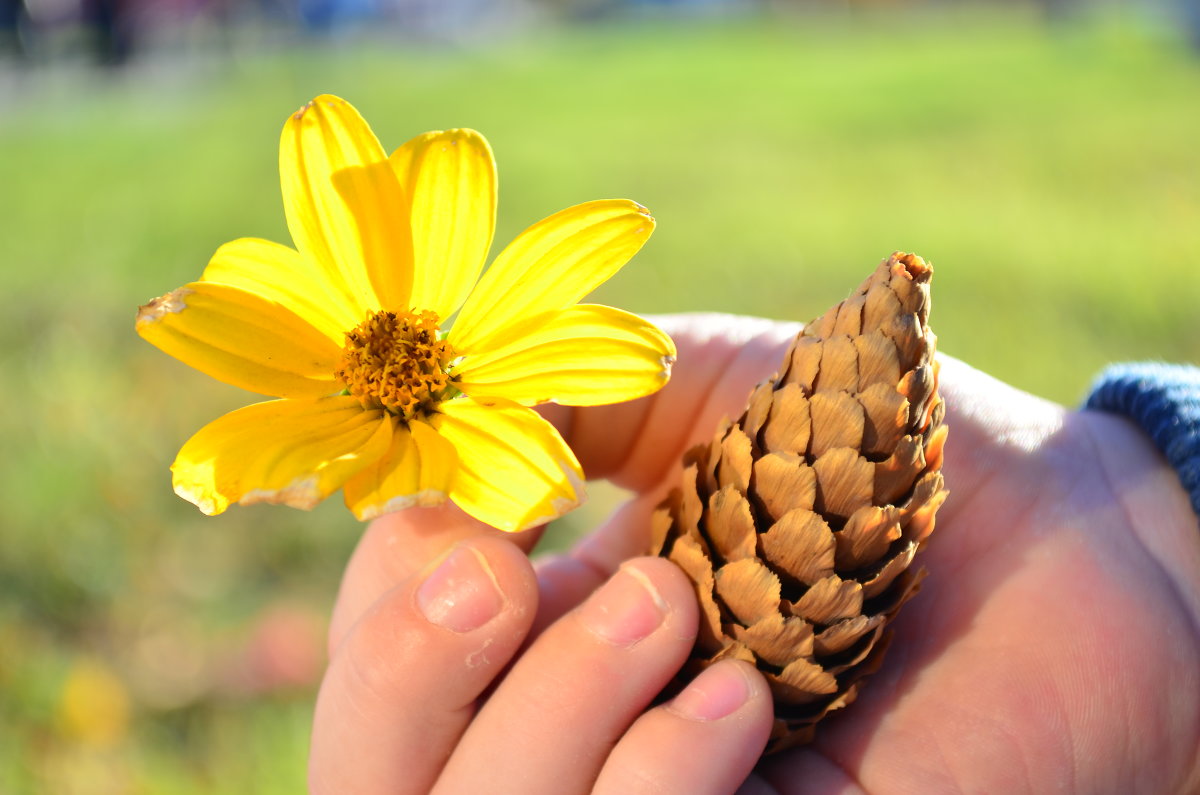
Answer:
1084;363;1200;520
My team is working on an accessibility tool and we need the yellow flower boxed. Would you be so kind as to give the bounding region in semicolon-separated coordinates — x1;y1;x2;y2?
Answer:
136;95;675;533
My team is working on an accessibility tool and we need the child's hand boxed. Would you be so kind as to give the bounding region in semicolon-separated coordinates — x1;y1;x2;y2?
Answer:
309;314;1200;794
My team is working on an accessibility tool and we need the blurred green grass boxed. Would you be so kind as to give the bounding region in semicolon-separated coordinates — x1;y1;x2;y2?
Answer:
2;8;1199;791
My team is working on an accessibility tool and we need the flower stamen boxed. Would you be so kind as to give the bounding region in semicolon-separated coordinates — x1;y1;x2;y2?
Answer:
336;309;457;419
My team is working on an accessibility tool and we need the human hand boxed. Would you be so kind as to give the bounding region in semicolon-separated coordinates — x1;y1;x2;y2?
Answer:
309;314;1200;794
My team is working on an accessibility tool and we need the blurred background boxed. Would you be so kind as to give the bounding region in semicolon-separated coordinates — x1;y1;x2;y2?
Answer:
2;0;1198;791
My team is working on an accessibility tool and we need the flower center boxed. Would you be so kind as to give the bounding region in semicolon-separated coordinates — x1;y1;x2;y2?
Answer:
336;309;458;419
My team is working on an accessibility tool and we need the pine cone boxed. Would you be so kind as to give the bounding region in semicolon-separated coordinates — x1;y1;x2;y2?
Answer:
649;252;948;754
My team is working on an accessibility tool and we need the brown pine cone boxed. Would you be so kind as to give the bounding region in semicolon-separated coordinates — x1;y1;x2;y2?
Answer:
649;252;948;754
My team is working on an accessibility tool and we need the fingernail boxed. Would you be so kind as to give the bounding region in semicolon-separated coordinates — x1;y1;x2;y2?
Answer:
579;564;668;647
669;662;751;721
416;546;504;633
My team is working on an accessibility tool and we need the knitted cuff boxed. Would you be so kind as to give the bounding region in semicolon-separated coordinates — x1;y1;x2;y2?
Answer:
1084;363;1200;520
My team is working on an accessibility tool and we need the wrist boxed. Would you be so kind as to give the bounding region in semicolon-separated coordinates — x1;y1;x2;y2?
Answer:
1084;362;1200;520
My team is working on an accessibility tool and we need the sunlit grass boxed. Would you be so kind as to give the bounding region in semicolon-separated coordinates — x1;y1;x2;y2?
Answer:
2;9;1198;791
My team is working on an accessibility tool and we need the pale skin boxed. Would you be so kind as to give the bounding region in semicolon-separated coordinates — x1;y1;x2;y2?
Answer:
309;314;1200;794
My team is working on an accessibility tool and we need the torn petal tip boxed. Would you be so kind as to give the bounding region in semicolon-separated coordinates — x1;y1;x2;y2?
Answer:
137;287;193;326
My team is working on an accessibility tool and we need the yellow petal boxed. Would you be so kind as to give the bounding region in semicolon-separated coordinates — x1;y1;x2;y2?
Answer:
449;199;654;353
172;397;394;515
281;95;412;315
343;418;458;520
136;282;343;398
433;397;586;533
453;304;676;406
200;237;359;341
391;129;496;321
